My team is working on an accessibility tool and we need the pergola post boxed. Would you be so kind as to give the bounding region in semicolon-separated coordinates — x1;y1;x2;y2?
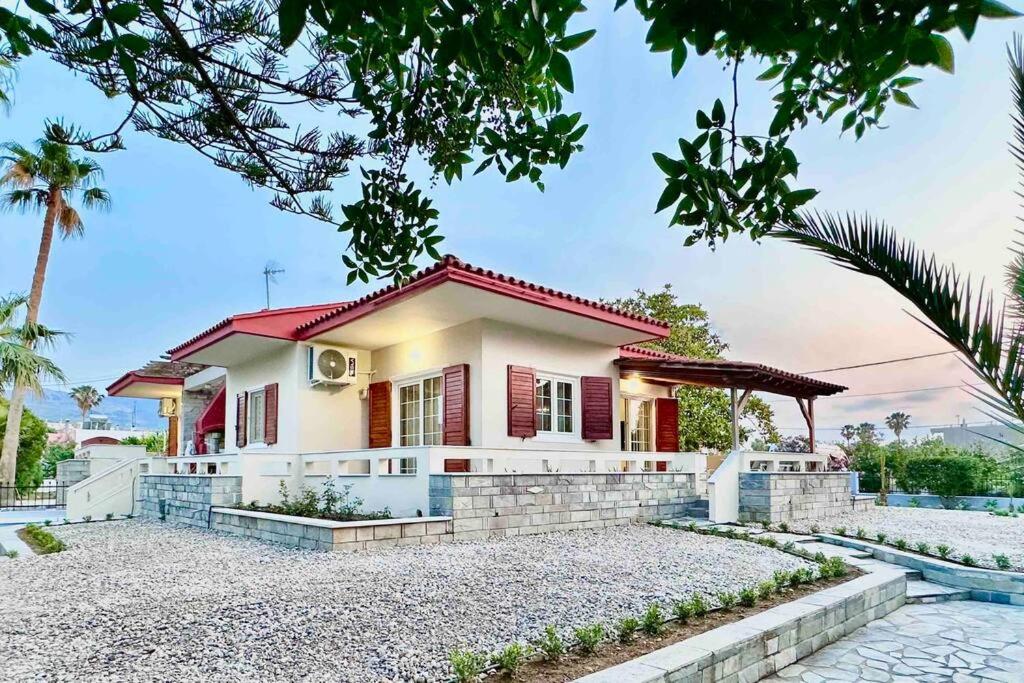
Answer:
730;388;753;451
795;397;816;453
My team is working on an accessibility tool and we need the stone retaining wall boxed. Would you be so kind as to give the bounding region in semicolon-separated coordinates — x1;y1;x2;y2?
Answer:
210;508;453;551
575;570;907;683
139;474;242;527
429;473;697;540
739;472;859;523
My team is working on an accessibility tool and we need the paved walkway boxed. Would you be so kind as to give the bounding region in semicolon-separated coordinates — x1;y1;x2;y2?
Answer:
0;508;63;556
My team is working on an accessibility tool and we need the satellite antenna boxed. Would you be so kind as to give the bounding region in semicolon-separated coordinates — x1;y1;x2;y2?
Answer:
262;261;285;309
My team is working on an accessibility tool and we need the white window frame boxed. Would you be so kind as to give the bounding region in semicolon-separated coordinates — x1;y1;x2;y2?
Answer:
245;386;267;448
534;372;580;443
621;394;654;453
391;369;444;448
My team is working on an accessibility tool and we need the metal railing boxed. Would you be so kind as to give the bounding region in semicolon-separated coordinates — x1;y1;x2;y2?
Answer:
0;482;68;509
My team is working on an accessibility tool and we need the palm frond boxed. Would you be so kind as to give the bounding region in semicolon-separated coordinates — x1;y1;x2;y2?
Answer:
57;202;84;239
0;188;47;213
80;187;111;212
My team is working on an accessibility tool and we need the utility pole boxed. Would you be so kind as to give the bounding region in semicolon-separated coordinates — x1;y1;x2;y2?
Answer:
262;261;285;309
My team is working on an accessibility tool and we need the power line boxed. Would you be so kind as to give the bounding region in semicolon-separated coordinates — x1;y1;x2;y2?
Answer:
37;375;121;389
767;381;986;403
800;350;958;375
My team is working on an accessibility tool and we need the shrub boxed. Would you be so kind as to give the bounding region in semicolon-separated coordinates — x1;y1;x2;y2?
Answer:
534;625;565;661
782;541;796;553
818;557;848;579
105;512;114;521
778;521;790;533
757;580;776;600
936;544;952;559
773;570;792;591
616;617;639;643
855;527;866;539
956;500;970;511
758;536;779;549
4;549;16;559
738;587;758;607
790;567;814;586
82;515;92;523
716;591;738;610
832;526;846;536
491;643;532;675
894;539;908;551
760;521;772;531
915;542;931;554
672;599;692;623
876;532;887;544
985;499;999;511
640;603;664;636
686;521;698;532
809;523;820;534
449;649;487;683
961;554;977;567
813;551;828;563
21;524;66;554
908;497;921;508
573;624;605;654
43;519;51;526
689;594;709;617
994;554;1012;571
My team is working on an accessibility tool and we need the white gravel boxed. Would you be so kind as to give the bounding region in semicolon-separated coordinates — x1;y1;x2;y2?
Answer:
0;520;812;682
789;506;1024;571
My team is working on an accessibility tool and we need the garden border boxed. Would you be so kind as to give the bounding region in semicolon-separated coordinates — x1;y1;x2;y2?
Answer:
817;534;1024;605
571;569;906;683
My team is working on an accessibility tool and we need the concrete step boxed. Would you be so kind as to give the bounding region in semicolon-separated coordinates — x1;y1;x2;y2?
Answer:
905;580;970;604
686;499;709;509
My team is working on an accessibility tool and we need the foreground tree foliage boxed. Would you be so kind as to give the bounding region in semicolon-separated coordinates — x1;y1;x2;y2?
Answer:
612;285;779;450
1;1;1015;278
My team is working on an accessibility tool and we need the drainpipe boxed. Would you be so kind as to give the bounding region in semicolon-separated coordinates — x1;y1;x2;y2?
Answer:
730;388;740;451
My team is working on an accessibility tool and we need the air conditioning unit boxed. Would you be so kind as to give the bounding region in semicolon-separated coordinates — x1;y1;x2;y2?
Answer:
307;344;358;386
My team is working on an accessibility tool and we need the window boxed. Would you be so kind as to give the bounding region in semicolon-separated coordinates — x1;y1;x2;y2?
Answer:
536;375;574;435
247;389;266;444
398;376;442;446
623;397;652;452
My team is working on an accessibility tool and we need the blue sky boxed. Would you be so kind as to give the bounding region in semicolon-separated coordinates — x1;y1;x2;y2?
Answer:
0;6;1019;442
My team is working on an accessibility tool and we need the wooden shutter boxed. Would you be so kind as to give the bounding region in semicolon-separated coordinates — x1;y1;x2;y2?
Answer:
235;393;247;448
581;376;613;440
507;365;537;438
442;364;471;446
655;397;679;452
443;459;471;473
263;383;279;445
368;381;392;448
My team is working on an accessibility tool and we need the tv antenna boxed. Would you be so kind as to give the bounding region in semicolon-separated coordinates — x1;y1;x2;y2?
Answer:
262;261;285;309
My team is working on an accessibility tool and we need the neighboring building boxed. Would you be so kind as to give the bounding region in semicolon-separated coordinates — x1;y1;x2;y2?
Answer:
105;256;846;510
930;422;1024;456
45;418;160;448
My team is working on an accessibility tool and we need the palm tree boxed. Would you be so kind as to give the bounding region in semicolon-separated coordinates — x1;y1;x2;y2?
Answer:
885;411;911;445
69;385;102;426
0;140;110;483
840;424;856;448
0;294;66;481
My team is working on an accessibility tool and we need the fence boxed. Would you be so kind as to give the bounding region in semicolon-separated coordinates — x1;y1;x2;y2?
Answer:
0;482;68;509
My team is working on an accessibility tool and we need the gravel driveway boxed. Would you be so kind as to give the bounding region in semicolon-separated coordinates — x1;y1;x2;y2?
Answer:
789;506;1024;571
0;520;811;682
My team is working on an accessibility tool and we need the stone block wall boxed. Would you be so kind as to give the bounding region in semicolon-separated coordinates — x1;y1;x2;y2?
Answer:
210;508;453;551
139;474;242;527
739;472;858;523
56;459;91;487
429;472;697;540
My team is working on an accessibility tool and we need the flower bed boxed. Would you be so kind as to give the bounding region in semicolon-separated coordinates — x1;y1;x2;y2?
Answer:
234;479;390;522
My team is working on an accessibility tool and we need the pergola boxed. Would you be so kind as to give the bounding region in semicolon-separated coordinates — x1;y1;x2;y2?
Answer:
616;348;847;451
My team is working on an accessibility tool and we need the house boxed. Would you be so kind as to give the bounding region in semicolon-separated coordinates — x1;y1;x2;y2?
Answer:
103;256;846;521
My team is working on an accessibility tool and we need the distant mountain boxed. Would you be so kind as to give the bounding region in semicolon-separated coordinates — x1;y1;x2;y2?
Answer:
23;389;164;429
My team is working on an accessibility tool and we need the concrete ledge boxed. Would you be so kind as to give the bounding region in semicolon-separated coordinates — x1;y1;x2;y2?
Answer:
818;534;1024;606
211;507;449;529
573;570;906;683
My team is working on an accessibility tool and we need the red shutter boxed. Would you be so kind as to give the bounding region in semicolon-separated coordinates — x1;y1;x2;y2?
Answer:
581;376;613;440
655;397;679;452
264;383;279;445
368;381;392;448
442;364;471;446
507;365;537;438
235;393;247;448
444;459;471;472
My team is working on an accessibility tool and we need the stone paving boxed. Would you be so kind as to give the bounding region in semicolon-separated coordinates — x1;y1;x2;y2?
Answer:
763;599;1024;682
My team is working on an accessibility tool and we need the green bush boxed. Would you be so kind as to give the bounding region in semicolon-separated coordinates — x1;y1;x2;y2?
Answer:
640;603;664;636
449;649;487;683
994;554;1012;570
688;594;709;617
757;580;776;600
490;643;532;675
936;544;952;559
20;524;66;554
573;624;605;654
534;625;564;661
616;617;640;643
239;479;390;521
738;587;758;607
716;591;737;609
672;599;693;623
0;399;47;489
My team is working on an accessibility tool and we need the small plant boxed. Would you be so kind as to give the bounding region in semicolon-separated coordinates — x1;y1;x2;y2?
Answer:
855;527;866;539
757;580;776;600
738;587;758;607
956;500;970;511
758;536;779;549
62;519;69;525
778;521;790;533
809;523;821;534
686;521;698;532
936;544;952;559
21;524;67;554
875;532;887;544
449;649;487;683
82;515;92;523
913;542;930;554
760;520;772;531
832;526;846;536
573;624;605;654
43;519;52;526
813;551;827;563
894;538;908;551
818;557;848;579
491;642;532;675
960;554;977;567
126;513;133;519
721;527;736;539
616;617;640;643
782;541;796;553
716;591;738;610
985;499;999;511
535;625;565;661
105;512;114;521
994;554;1012;571
3;549;17;559
773;570;792;591
672;599;693;623
908;497;921;508
688;594;709;617
640;603;664;636
790;567;814;586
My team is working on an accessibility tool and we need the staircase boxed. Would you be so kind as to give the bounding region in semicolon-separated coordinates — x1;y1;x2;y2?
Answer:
681;497;709;520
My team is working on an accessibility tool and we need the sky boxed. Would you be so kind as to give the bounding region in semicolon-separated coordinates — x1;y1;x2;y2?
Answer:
0;6;1019;443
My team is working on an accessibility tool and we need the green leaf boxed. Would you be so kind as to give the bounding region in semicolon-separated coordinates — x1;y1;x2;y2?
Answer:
956;7;979;40
979;0;1020;18
656;180;682;213
106;2;140;25
695;110;712;129
930;34;955;73
555;29;595;51
892;90;917;108
781;188;817;207
841;110;857;132
891;76;922;88
81;16;105;38
69;0;93;13
757;63;785;81
711;99;726;127
118;33;149;56
278;0;308;48
671;42;687;77
118;48;138;83
434;30;461;68
548;51;574;92
652;152;684;177
87;40;115;61
24;0;58;15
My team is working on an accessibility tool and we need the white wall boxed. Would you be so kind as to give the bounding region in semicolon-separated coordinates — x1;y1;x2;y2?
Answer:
224;345;303;455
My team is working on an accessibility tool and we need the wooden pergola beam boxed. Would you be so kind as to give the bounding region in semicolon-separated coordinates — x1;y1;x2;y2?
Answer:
794;396;816;453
